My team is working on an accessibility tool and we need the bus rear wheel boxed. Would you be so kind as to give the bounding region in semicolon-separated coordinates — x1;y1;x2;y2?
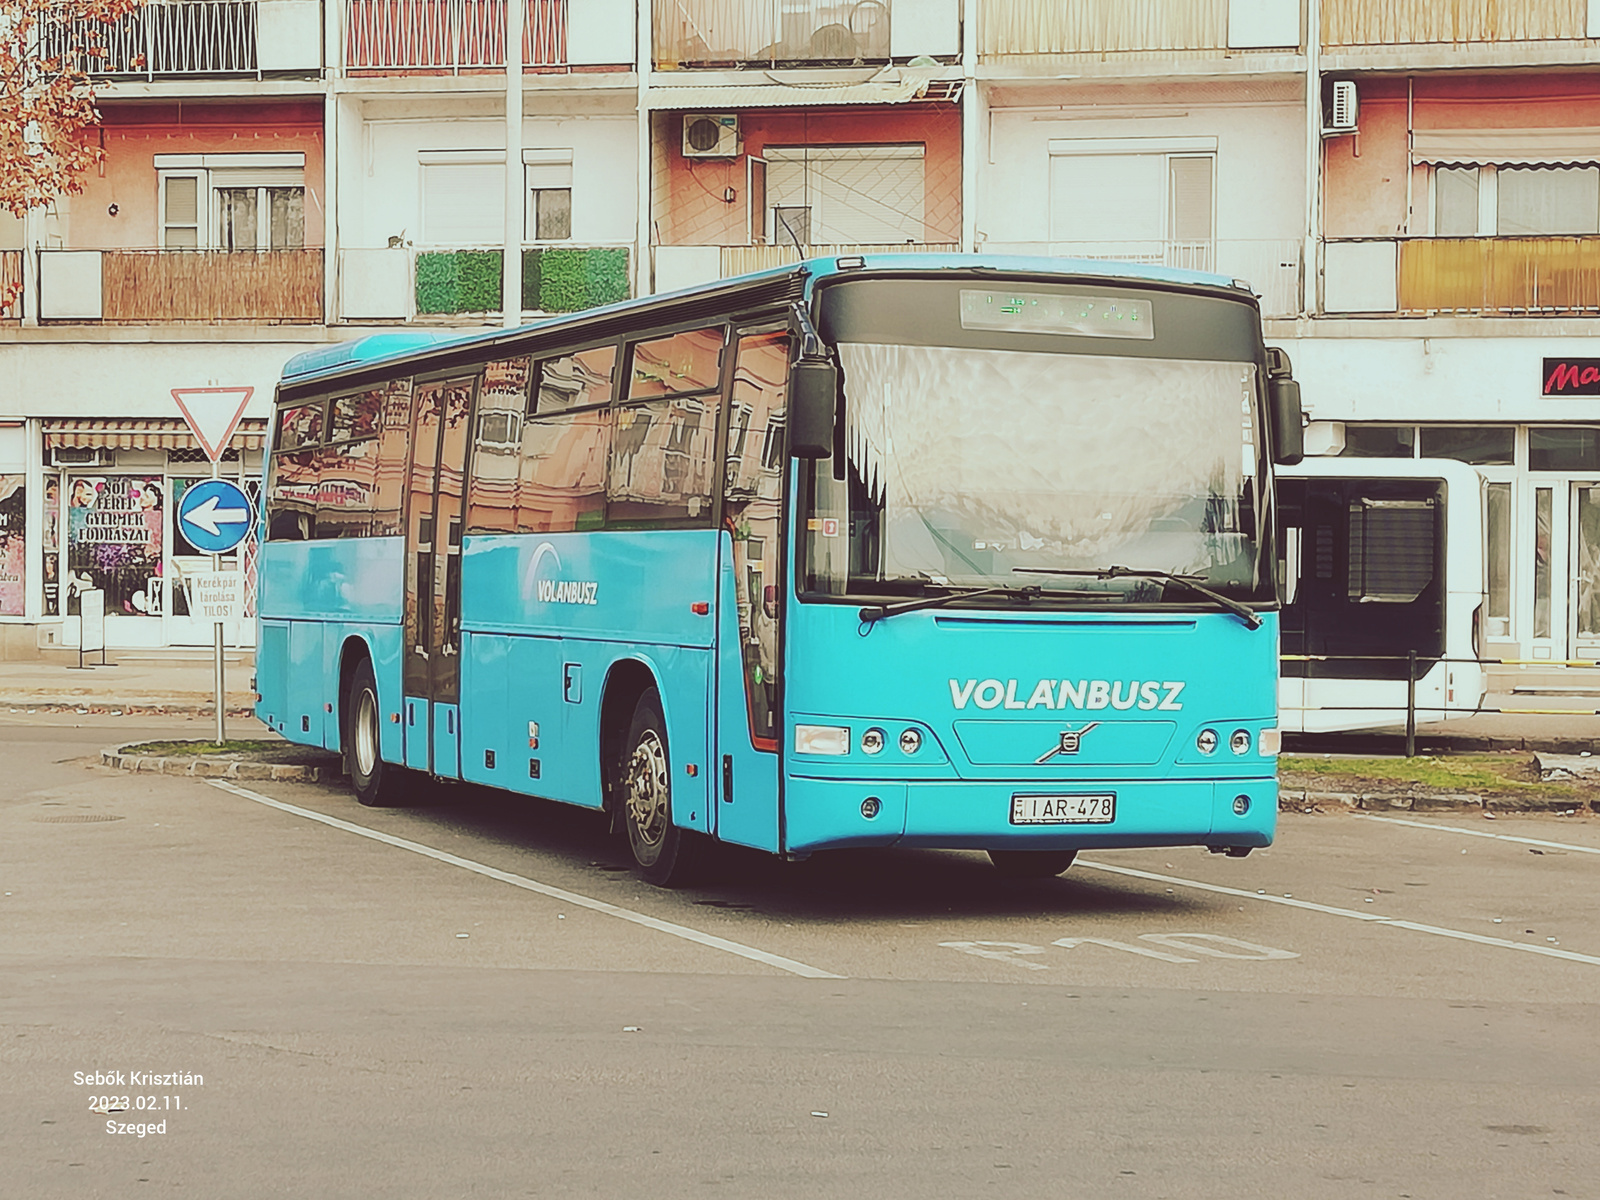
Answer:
619;688;702;887
988;849;1077;878
348;659;405;808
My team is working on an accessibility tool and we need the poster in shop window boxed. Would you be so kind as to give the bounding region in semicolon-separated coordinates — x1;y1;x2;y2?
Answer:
65;476;164;616
0;476;23;617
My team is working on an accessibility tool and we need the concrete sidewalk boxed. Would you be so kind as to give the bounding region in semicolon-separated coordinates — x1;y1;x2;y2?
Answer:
0;649;256;714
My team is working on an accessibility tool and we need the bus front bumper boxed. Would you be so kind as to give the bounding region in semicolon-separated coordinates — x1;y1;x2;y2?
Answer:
782;776;1277;855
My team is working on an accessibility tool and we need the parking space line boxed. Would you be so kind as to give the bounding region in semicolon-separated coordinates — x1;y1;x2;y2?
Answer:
1077;859;1600;967
1353;813;1600;856
207;780;843;980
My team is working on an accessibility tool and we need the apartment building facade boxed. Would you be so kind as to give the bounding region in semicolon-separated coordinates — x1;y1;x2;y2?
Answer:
2;0;1598;662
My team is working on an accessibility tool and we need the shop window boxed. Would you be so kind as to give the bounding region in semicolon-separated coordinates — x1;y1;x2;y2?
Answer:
1417;425;1514;465
1485;481;1512;638
1530;427;1600;472
1347;498;1435;604
0;474;24;617
64;476;165;616
1340;424;1415;459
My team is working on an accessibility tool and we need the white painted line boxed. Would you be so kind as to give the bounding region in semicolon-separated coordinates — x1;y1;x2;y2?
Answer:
207;780;842;980
1076;859;1600;968
1353;812;1600;856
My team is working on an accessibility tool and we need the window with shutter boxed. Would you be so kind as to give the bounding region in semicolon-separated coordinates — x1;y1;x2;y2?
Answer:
420;156;506;245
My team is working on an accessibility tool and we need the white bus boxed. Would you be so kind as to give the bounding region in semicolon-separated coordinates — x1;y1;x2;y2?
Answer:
1277;457;1487;734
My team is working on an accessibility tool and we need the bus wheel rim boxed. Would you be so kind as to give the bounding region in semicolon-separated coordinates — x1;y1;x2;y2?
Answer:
626;730;670;855
355;689;378;778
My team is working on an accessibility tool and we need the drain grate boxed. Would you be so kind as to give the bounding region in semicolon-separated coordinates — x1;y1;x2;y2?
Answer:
34;813;126;824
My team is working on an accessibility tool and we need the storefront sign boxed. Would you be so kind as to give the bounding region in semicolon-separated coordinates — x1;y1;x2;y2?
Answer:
1543;359;1600;395
67;476;164;617
0;476;23;616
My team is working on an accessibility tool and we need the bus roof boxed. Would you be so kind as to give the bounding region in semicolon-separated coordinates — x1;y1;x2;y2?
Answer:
279;253;1250;390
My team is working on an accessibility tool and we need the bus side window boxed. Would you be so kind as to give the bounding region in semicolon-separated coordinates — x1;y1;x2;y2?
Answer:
267;401;325;542
725;329;789;748
370;378;413;537
466;357;532;534
317;387;387;538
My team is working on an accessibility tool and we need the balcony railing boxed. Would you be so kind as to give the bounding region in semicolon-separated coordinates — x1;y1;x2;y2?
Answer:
344;0;568;70
1399;237;1600;314
1;251;21;320
43;0;322;77
1323;0;1588;48
39;249;323;322
981;239;1304;318
653;0;892;68
718;242;958;276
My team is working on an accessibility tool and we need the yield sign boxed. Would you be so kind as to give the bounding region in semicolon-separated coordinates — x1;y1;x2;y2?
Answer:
172;386;254;462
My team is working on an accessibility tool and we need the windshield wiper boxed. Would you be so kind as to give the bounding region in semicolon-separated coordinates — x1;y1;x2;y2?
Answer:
859;585;1043;625
1014;565;1262;630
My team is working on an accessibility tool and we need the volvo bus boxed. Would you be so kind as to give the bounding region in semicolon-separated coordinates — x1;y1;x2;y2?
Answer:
1277;456;1487;733
256;255;1303;884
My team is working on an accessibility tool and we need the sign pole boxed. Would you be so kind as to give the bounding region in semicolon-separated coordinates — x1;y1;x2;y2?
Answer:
212;453;224;746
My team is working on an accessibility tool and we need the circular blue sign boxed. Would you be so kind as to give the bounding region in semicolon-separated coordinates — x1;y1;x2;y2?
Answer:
178;479;254;554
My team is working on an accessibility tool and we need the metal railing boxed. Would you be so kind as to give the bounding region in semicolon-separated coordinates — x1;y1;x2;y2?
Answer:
43;0;260;77
344;0;568;70
653;0;893;68
1322;0;1589;47
718;241;959;276
1398;236;1600;315
980;0;1231;59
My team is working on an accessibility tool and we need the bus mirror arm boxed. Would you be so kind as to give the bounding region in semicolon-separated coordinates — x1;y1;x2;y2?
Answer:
788;302;837;460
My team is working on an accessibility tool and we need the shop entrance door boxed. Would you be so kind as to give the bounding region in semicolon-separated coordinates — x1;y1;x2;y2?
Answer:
1570;483;1600;662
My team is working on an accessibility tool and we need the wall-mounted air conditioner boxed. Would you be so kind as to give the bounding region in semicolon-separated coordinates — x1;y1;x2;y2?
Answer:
683;114;740;158
51;446;114;468
1325;81;1359;135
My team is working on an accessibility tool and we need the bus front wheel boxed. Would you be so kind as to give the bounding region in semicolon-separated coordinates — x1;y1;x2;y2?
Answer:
348;659;404;808
619;689;702;887
988;849;1077;878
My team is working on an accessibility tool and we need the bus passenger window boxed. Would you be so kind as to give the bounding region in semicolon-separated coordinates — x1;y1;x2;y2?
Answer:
316;439;378;539
607;397;716;528
515;410;612;533
534;346;615;415
276;403;323;451
467;358;531;534
266;448;318;541
627;329;725;399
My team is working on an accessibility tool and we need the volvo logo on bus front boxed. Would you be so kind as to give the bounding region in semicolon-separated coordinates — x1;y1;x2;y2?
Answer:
1035;723;1099;763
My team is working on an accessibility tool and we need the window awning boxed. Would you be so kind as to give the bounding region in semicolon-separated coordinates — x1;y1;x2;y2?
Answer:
1412;128;1600;167
44;418;267;452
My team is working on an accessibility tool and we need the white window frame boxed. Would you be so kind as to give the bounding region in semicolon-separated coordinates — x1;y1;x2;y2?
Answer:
419;150;506;247
1045;138;1220;257
158;170;206;249
1428;162;1600;237
523;149;574;244
155;153;307;251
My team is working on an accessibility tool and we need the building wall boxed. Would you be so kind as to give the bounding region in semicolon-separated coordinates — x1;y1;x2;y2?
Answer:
67;104;327;250
656;106;962;245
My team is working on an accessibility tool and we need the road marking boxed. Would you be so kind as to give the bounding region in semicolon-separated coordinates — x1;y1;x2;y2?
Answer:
207;780;842;980
1353;813;1600;856
940;941;1051;970
1140;933;1299;961
1053;936;1196;963
1076;859;1600;967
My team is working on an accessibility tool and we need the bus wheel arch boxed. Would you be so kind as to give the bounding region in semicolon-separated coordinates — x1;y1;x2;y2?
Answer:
339;639;403;807
337;637;375;772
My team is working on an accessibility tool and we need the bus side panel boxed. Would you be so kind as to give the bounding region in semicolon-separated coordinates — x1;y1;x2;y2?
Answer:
284;620;324;746
626;644;714;835
257;537;405;622
459;631;511;790
256;620;289;735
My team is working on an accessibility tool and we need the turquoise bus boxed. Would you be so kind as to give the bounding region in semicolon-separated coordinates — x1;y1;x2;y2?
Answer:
256;255;1303;885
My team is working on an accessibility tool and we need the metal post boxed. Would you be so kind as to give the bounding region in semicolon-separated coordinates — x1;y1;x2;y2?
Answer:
1405;649;1417;759
212;456;225;745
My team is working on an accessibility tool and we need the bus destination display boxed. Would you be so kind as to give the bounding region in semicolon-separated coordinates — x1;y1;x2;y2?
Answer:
959;289;1154;340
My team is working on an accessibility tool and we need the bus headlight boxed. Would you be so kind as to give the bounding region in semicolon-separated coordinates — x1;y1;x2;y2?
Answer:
861;728;886;755
1258;728;1281;757
795;725;850;755
1196;729;1218;754
899;728;922;754
1230;729;1252;755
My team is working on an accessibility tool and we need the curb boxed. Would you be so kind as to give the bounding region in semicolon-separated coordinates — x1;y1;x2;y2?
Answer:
102;743;327;783
7;700;257;717
1280;789;1597;814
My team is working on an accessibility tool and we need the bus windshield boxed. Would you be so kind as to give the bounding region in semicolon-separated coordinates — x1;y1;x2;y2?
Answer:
802;343;1267;604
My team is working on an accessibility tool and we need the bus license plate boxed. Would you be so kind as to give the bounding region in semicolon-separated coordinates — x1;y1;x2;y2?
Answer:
1010;793;1115;825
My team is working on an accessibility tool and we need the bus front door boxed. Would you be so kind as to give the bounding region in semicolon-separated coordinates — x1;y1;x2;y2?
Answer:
403;375;475;777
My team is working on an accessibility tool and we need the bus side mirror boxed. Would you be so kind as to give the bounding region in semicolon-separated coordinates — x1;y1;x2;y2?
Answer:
788;358;837;459
1269;376;1303;466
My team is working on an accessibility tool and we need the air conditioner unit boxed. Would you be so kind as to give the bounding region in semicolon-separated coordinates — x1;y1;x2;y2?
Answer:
683;114;740;158
51;446;114;468
1326;81;1359;134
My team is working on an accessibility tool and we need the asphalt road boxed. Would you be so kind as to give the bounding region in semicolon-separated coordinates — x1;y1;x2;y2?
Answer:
3;712;1598;1198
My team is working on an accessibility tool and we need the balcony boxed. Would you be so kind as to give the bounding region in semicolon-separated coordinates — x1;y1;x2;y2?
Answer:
344;0;570;70
653;0;896;68
1;251;21;321
979;0;1301;63
652;242;958;293
43;0;321;77
1327;237;1600;316
338;245;630;320
37;249;324;322
977;239;1304;318
1322;0;1591;49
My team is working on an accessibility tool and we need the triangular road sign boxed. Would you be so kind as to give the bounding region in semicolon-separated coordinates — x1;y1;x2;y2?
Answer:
172;387;255;463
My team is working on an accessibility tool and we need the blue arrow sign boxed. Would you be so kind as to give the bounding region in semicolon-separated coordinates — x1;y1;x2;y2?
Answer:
178;479;253;554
